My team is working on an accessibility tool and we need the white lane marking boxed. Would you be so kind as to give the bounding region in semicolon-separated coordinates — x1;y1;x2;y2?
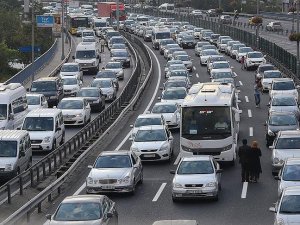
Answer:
239;81;243;86
73;44;162;195
241;182;248;199
193;66;196;71
174;153;181;165
196;73;199;78
245;96;249;102
248;109;252;118
249;127;253;136
152;183;167;202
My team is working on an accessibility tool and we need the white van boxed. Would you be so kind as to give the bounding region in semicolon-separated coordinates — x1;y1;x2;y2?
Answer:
21;108;65;151
0;83;29;130
73;42;101;74
81;29;96;39
0;130;32;180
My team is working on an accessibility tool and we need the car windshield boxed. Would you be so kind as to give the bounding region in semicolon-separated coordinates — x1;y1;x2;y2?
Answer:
276;137;300;149
259;66;275;73
232;44;245;50
165;81;186;88
96;71;116;79
0;141;17;157
283;165;300;181
161;39;174;45
112;51;128;57
111;38;125;44
54;202;102;221
169;65;186;70
61;65;79;72
248;52;263;58
152;104;177;113
135;129;167;142
210;57;226;62
91;80;112;88
239;47;253;53
135;117;162;127
196;42;209;47
156;32;171;39
264;71;282;78
213;62;230;69
31;81;57;92
202;50;218;56
177;160;214;174
272;97;296;106
95;155;132;168
58;100;83;109
211;72;232;79
76;50;96;59
269;115;297;126
182;36;194;41
273;81;295;90
22;117;53;131
211;34;220;39
77;89;99;97
167;61;183;67
202;45;216;50
0;104;7;120
27;96;40;105
112;44;126;49
194;28;202;32
83;38;95;42
63;78;77;85
162;89;186;99
221;39;232;44
106;63;121;69
280;195;300;214
170;71;188;77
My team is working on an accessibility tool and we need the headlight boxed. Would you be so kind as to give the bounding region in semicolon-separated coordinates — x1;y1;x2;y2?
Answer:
173;183;183;188
118;176;130;184
5;164;13;171
92;61;95;66
131;146;139;152
268;129;275;136
222;144;232;151
205;182;217;187
87;177;93;185
76;113;83;117
43;136;52;143
159;143;169;151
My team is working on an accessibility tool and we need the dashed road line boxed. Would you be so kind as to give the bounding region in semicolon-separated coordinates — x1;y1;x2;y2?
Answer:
245;96;249;102
249;127;253;136
152;183;167;202
196;73;199;78
241;182;248;199
239;81;243;86
248;109;252;118
174;153;181;165
193;66;196;71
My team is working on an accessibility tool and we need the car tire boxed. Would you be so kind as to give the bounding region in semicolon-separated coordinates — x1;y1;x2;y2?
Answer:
172;196;179;202
130;180;136;195
212;194;219;201
83;117;87;126
139;171;143;184
60;133;65;146
52;140;57;151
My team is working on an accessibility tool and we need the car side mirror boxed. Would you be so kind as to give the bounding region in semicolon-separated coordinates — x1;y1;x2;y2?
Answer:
72;56;75;59
160;87;163;90
269;206;276;213
56;127;61;132
129;137;133;141
88;165;93;169
269;145;274;149
46;214;52;220
26;88;30;92
106;212;113;218
274;176;280;180
158;97;161;100
19;151;25;157
216;169;223;173
170;170;176;174
130;124;133;128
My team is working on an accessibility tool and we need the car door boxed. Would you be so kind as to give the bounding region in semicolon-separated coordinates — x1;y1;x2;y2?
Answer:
18;138;26;171
103;197;118;225
166;128;173;149
130;153;140;184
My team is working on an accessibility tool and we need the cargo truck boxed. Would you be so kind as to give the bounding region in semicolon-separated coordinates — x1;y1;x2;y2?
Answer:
97;2;126;21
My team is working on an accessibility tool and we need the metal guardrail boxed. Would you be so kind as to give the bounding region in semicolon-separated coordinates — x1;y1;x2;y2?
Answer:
0;32;153;225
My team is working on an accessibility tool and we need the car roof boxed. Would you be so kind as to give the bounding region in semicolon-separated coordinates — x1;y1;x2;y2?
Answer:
269;111;296;116
80;87;99;90
286;158;300;166
137;114;163;119
26;93;44;97
278;130;300;137
100;150;131;156
283;186;300;196
136;125;166;130
63;62;79;66
94;78;112;81
153;102;177;106
272;78;294;82
63;195;104;203
181;155;212;161
61;97;85;101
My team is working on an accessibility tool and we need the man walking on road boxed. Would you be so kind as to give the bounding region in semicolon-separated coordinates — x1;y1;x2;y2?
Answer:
100;38;105;53
238;139;251;182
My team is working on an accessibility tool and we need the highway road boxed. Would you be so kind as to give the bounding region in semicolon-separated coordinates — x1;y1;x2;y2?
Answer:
32;36;135;165
25;31;280;225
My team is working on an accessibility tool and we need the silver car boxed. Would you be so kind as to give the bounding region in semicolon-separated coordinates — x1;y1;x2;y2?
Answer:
269;96;300;119
104;62;124;80
86;151;143;194
171;156;222;201
46;195;118;225
151;102;180;129
90;78;117;102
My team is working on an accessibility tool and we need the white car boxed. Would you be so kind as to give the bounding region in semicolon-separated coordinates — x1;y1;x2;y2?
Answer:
276;158;300;196
26;93;48;111
86;150;143;194
229;44;246;59
130;114;165;138
225;41;240;55
173;55;193;72
191;10;203;17
193;28;203;39
261;70;283;91
218;38;232;52
209;61;233;75
236;47;253;62
200;49;219;66
90;78;117;101
57;97;91;126
159;87;187;106
151;102;180;129
269;186;300;225
62;77;82;96
171;156;222;201
194;41;210;56
206;55;227;73
104;62;124;80
269;78;299;101
243;51;266;70
59;62;83;81
269;96;300;119
164;44;181;59
164;60;185;75
130;125;173;161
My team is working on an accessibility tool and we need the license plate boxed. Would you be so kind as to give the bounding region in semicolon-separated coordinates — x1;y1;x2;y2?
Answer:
102;185;115;190
31;145;40;149
187;190;201;194
143;154;155;158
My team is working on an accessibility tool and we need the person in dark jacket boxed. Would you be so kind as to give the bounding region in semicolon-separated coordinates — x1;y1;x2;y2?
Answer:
238;139;251;182
249;141;262;183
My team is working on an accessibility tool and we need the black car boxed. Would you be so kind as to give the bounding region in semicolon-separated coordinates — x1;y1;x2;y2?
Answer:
180;36;196;49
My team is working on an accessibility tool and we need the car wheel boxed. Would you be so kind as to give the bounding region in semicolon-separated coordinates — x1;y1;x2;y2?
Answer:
229;159;235;166
60;133;65;145
218;183;222;191
172;196;179;202
139;171;143;184
130;180;136;195
212;194;219;201
52;140;57;151
83;117;87;125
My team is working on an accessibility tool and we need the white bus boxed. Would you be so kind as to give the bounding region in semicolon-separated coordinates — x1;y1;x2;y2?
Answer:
152;27;171;49
180;82;241;164
159;3;175;13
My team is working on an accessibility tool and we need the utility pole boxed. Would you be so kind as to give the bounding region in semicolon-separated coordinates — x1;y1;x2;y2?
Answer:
31;0;35;82
256;0;259;15
116;0;120;31
61;0;65;60
297;0;300;77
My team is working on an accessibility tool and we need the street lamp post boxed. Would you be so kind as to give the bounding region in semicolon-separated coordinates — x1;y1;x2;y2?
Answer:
31;0;35;83
61;0;65;60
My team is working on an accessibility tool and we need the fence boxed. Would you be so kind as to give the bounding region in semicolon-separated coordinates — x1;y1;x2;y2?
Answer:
0;30;153;225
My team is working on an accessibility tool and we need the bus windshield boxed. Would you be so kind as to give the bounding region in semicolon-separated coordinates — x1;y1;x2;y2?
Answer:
181;106;232;140
155;32;171;39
